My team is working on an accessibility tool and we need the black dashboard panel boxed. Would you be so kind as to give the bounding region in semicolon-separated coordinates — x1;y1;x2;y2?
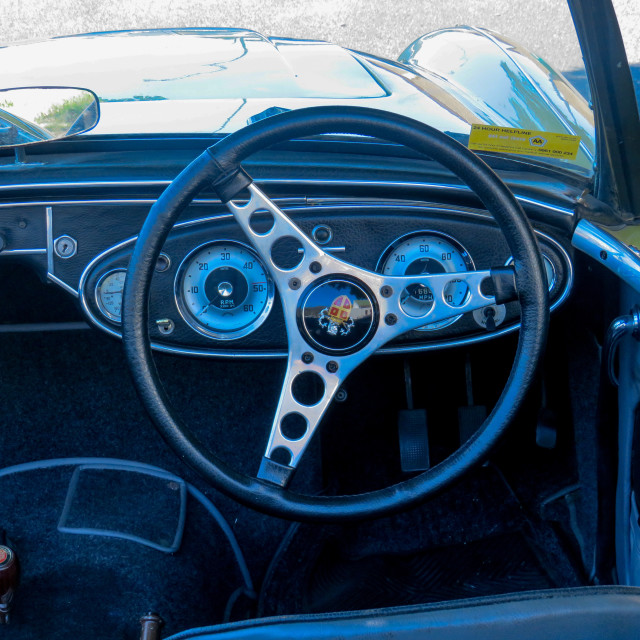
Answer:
57;199;573;357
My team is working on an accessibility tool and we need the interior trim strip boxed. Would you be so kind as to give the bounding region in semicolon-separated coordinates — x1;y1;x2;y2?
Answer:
46;206;54;275
572;219;640;292
0;197;306;210
0;248;47;255
0;179;575;216
0;199;213;209
73;208;573;359
48;273;79;298
0;321;89;333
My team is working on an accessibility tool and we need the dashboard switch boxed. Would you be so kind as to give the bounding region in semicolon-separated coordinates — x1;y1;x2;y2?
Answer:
312;225;332;244
54;235;78;259
473;304;506;330
484;307;496;331
156;318;175;335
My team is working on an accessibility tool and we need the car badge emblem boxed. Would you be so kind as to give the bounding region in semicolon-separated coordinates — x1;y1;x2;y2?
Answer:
319;295;355;336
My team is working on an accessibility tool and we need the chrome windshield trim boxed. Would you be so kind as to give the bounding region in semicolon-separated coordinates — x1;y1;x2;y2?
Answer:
572;219;640;293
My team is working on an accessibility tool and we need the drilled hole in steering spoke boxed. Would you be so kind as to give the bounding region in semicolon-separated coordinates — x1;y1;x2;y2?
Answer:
271;236;304;270
249;210;275;235
291;371;325;406
399;283;434;318
270;446;293;466
280;412;308;441
443;279;470;307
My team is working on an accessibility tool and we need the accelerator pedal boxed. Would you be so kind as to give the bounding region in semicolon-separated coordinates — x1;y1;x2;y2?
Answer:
458;353;487;444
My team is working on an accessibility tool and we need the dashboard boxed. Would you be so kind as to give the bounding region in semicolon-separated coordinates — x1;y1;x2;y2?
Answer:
0;139;578;356
0;196;571;358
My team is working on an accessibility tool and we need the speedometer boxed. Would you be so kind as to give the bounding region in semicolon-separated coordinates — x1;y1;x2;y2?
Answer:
377;232;475;331
176;240;274;340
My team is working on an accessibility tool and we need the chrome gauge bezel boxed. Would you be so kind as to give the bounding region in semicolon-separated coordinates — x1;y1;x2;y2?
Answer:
95;268;128;324
174;239;275;341
506;254;557;292
376;231;475;332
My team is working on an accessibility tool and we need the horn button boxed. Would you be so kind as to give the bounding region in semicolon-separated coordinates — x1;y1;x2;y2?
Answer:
297;277;379;355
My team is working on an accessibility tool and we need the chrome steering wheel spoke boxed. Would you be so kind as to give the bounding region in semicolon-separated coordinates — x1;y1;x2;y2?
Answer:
227;182;498;486
256;348;360;486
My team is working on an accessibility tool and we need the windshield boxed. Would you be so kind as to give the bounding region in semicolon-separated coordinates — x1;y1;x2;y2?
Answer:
0;1;597;174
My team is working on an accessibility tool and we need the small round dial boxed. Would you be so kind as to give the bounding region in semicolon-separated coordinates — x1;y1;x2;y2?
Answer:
95;269;127;323
507;254;556;291
378;232;474;330
176;241;273;340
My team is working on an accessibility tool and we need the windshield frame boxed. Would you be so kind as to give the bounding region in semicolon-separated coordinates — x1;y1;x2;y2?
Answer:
568;0;640;222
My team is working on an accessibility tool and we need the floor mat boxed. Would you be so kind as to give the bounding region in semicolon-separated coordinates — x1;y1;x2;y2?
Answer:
305;532;554;612
58;465;187;553
260;527;558;617
0;464;249;640
259;466;583;617
0;329;304;603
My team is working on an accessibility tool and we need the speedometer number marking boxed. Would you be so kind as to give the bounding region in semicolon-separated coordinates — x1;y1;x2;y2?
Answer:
378;232;475;331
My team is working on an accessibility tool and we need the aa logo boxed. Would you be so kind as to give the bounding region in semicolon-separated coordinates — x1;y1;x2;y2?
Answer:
529;136;547;148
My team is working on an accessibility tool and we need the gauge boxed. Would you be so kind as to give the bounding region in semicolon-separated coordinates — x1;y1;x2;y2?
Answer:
176;240;274;340
542;255;557;290
506;254;556;291
95;269;127;323
377;232;475;330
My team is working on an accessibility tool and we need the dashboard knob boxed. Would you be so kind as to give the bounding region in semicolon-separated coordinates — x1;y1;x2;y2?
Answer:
0;545;19;624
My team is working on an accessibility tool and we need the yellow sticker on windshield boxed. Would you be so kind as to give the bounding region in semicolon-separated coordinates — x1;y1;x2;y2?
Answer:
469;125;580;160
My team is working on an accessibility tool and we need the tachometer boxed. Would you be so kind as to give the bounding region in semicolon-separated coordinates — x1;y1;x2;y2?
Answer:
176;240;274;340
377;232;475;331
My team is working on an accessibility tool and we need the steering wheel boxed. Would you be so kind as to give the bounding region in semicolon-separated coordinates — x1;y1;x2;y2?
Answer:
122;106;549;522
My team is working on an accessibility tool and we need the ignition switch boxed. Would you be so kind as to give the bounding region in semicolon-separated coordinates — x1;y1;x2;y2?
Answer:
472;304;506;331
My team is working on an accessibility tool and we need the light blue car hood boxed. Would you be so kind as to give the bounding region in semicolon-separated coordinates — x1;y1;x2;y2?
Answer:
0;27;595;172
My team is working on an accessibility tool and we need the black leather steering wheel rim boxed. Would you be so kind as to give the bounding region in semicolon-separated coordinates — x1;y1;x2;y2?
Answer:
122;106;549;523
